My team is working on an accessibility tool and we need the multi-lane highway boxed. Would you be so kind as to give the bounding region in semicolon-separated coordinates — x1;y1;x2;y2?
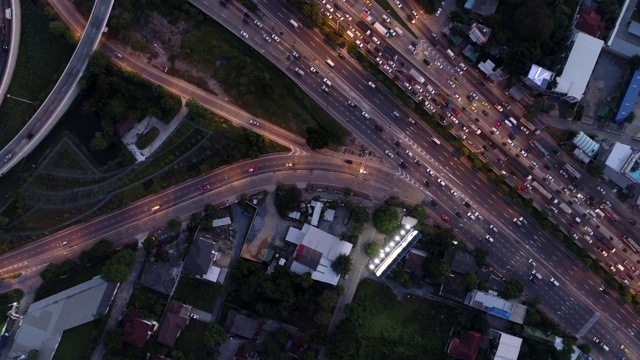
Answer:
4;0;639;357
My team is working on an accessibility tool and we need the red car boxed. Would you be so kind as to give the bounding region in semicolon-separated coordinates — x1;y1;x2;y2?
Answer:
495;120;502;128
200;184;210;191
441;213;450;222
452;109;461;117
248;167;258;173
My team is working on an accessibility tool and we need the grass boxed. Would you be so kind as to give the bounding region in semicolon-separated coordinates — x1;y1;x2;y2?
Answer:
35;264;102;301
375;0;419;38
174;319;209;359
135;127;160;149
128;286;170;321
52;320;101;360
0;1;74;147
173;277;222;313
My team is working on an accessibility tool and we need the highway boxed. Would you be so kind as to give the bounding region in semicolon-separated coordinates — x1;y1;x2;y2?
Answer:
0;0;114;176
3;0;638;357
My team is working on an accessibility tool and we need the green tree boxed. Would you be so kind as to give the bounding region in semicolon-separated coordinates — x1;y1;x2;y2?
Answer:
504;279;524;299
143;236;157;255
305;127;329;149
101;248;135;283
372;205;399;235
167;218;181;233
331;254;353;277
411;204;428;224
274;183;302;217
90;132;108;151
204;324;227;349
473;248;489;266
365;242;381;258
464;272;480;289
104;328;123;353
426;258;450;283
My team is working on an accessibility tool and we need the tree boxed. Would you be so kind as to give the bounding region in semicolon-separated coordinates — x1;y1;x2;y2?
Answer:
90;132;108;151
372;205;399;235
464;272;479;289
104;328;123;353
411;204;428;224
473;248;489;266
167;218;181;233
365;242;381;258
101;248;135;283
274;183;302;217
305;127;329;149
204;324;227;349
331;254;353;277
504;279;524;299
426;258;450;283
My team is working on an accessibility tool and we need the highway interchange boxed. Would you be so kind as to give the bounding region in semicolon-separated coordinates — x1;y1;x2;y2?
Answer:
0;0;639;358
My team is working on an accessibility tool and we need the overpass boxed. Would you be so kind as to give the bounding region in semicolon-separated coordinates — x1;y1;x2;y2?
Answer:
0;0;114;177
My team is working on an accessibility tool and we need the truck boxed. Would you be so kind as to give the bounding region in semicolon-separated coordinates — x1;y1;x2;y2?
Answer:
598;236;617;253
373;22;388;37
558;203;572;214
356;21;370;33
531;181;553;200
360;12;374;24
408;69;425;84
384;45;397;59
394;27;404;36
294;68;304;76
289;19;299;28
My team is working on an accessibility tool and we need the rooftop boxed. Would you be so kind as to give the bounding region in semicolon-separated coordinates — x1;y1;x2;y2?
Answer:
615;70;640;123
465;290;526;324
555;32;603;102
156;300;190;347
122;312;154;348
224;310;259;339
463;0;500;16
574;8;605;38
448;331;482;360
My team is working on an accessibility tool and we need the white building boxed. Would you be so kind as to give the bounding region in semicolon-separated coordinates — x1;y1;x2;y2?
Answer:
604;142;640;189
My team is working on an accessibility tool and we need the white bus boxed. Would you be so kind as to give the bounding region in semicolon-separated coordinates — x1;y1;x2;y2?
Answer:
325;59;335;68
430;137;441;145
446;49;455;58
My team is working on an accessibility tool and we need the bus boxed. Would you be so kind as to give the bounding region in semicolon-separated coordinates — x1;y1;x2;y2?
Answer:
529;140;549;158
325;59;335;68
519;118;540;135
508;157;529;177
446;49;455;58
562;164;581;180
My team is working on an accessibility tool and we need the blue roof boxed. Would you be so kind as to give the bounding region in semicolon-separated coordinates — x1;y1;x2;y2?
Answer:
487;307;511;320
615;70;640;124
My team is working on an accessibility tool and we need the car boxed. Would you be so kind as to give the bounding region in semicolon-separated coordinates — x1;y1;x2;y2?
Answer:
450;190;458;197
431;32;439;40
285;162;294;167
404;150;413;157
385;150;394;158
394;0;402;7
435;7;442;16
408;45;416;53
3;154;11;162
441;213;450;222
381;14;391;22
240;31;249;38
362;112;370;119
437;178;446;186
513;217;522;226
597;186;606;194
383;64;392;72
507;139;515;147
399;161;407;169
481;109;489;116
423;179;431;187
467;212;476;220
292;52;302;60
489;225;498;233
414;159;422;166
476;80;485;88
395;149;402;157
519;148;527;157
531;161;538;168
310;67;319;75
254;19;263;27
494;120;502;128
502;101;511;109
248;166;259;173
249;119;259;126
455;67;463;74
347;100;356;108
584;226;594;235
190;313;200;320
603;199;612;207
355;40;363;48
262;34;271;42
474;211;483;220
455;211;462;218
491;127;500;134
446;79;456;87
403;82;411;89
61;241;69;246
272;34;280;42
546;175;554;182
200;184;210;191
435;61;443;69
484;235;494;243
469;105;477;112
374;124;384;132
322;86;331;94
493;103;503;112
481;101;490;108
453;93;461;101
426;168;435;176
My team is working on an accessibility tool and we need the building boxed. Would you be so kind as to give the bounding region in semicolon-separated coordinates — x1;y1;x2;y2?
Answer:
464;0;500;16
606;0;640;58
604;142;640;189
555;33;603;103
446;249;478;275
224;310;259;339
156;300;190;347
122;311;155;348
572;131;600;158
464;290;527;324
403;248;427;276
490;330;522;360
285;224;353;285
9;277;117;360
615;70;640;124
184;233;226;283
448;330;483;360
573;7;605;38
469;23;491;45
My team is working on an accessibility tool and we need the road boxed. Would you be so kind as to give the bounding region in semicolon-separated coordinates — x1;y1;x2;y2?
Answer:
7;0;639;357
0;0;19;106
0;0;114;176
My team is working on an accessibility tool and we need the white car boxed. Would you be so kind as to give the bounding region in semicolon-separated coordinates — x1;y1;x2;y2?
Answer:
450;190;458;197
531;161;538;168
484;235;494;243
240;31;249;38
467;212;476;220
489;225;498;233
355;40;363;48
361;112;370;119
474;212;483;220
383;65;392;72
519;149;527;157
254;20;263;28
394;0;402;8
546;175;554;182
405;150;413;157
272;34;280;42
381;14;391;22
507;139;515;146
435;61;443;69
404;82;411;89
491;127;499;134
435;8;442;16
455;67;463;74
262;34;271;42
310;67;319;74
426;168;434;176
385;150;394;158
597;186;606;194
453;93;461;101
513;217;522;226
447;79;455;87
249;119;260;126
437;178;446;186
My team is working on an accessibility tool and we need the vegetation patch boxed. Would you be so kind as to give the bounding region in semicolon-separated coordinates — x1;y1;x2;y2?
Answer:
173;320;209;359
328;279;488;359
52;320;102;360
128;286;170;322
173;277;222;313
0;1;74;147
135;127;160;150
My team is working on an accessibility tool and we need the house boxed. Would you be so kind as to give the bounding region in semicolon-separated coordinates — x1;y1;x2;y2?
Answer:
464;0;500;16
445;249;478;275
614;70;640;124
122;311;155;348
224;310;259;339
448;330;482;360
574;7;605;38
404;248;427;276
464;290;527;324
604;142;640;189
490;330;522;360
469;23;491;45
184;234;223;283
8;277;118;360
285;224;353;285
156;300;190;347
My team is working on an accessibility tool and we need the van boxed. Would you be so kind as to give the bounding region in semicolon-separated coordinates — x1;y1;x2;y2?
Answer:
372;36;381;45
325;59;335;68
532;270;543;280
617;264;625;271
346;30;355;38
430;137;441;145
550;278;559;286
446;49;455;58
394;27;404;36
458;62;467;71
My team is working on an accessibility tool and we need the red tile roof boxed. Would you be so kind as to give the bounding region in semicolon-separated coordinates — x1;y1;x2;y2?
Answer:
575;8;605;38
122;312;154;348
448;331;482;360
